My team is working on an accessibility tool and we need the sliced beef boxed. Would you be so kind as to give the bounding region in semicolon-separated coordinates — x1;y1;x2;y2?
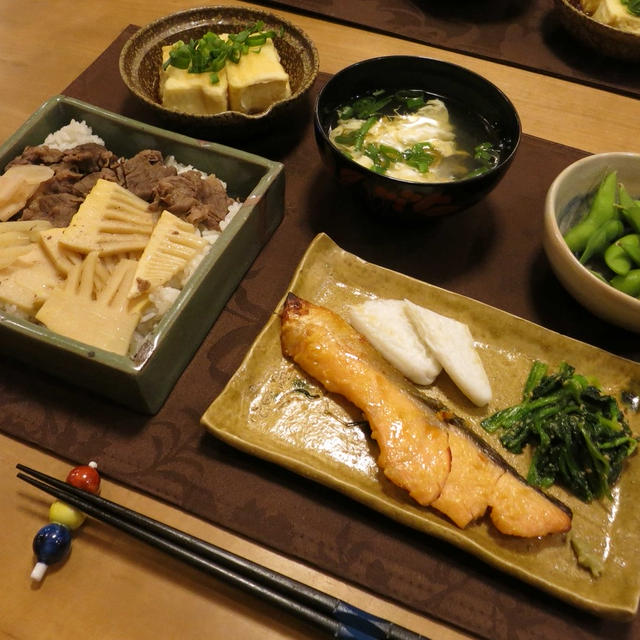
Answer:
6;145;64;168
20;192;84;227
120;150;176;201
7;143;117;174
151;171;235;230
61;143;119;174
72;168;119;197
7;143;121;227
6;142;237;229
36;165;83;195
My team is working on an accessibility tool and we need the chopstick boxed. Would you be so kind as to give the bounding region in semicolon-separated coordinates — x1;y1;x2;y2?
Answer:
17;464;428;640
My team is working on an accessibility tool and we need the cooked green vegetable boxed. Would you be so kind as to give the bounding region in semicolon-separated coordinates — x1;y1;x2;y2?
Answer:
622;0;640;17
618;233;640;265
481;361;638;502
337;90;393;120
604;242;632;275
163;22;280;84
579;218;623;264
466;141;501;178
563;170;618;254
562;172;640;300
611;269;640;296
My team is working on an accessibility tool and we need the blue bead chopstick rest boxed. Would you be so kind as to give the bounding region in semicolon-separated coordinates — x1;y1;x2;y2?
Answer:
29;461;100;582
31;523;72;581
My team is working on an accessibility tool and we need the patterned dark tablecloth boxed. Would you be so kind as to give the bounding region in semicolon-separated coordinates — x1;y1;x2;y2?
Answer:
253;0;640;98
2;27;638;640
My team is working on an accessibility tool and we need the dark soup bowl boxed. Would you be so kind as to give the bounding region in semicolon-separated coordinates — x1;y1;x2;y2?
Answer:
314;56;521;220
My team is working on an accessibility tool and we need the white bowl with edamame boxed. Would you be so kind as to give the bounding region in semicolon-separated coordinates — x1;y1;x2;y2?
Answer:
544;152;640;333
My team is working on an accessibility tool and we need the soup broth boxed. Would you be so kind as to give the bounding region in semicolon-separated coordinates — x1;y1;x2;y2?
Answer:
328;89;502;183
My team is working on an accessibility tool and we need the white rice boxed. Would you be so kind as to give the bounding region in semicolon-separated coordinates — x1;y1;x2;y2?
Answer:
44;119;105;151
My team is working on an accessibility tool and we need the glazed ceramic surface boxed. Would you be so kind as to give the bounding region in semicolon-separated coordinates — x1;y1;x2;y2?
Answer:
202;233;640;619
119;6;319;134
544;152;640;333
314;56;521;219
0;95;284;413
554;0;640;61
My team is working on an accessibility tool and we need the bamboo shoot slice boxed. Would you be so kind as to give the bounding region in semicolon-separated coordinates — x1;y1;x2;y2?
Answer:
0;165;54;221
128;210;206;298
60;179;154;255
0;244;64;313
0;219;53;269
39;227;83;275
36;252;141;355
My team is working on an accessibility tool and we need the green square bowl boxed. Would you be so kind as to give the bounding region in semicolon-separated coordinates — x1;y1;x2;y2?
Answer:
0;95;284;413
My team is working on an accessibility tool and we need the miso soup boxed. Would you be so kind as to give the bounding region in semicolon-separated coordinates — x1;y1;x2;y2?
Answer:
328;89;502;183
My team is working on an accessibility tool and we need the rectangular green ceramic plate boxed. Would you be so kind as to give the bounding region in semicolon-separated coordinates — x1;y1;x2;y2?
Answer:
202;233;640;619
0;96;284;413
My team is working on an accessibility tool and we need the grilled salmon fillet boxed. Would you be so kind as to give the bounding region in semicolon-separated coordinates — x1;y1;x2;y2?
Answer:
280;294;572;537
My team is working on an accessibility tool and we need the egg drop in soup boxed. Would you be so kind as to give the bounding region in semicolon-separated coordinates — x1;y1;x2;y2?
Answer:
328;89;502;183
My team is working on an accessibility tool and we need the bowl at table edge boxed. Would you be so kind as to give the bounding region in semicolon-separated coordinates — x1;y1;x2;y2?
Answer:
0;95;284;413
553;0;640;62
119;5;319;136
313;55;521;220
543;152;640;333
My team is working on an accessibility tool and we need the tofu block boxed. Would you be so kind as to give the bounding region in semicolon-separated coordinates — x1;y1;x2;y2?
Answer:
224;39;291;114
159;46;229;115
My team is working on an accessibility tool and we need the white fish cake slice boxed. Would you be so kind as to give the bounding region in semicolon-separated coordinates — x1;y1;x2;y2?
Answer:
404;299;492;407
348;298;441;385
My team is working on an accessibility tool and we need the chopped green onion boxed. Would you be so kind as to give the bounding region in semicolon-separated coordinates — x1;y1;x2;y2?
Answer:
163;22;282;84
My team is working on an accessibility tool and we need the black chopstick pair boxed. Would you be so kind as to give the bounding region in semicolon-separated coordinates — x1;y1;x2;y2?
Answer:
17;464;428;640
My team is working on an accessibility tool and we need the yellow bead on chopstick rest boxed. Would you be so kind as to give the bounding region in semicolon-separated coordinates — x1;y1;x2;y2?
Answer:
49;500;86;530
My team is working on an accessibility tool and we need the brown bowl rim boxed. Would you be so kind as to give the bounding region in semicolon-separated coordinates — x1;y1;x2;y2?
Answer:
119;5;320;122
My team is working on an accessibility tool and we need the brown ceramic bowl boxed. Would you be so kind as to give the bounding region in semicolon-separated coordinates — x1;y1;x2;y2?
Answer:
119;6;319;134
554;0;640;61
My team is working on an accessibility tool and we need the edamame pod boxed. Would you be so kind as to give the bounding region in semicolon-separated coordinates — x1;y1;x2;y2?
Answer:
623;204;640;234
610;269;640;297
604;242;632;276
564;171;618;254
588;268;609;283
618;234;640;266
579;219;624;265
618;184;640;233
